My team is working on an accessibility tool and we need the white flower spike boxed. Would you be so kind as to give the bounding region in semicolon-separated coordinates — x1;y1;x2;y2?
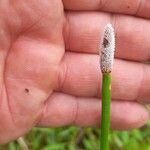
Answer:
100;24;115;73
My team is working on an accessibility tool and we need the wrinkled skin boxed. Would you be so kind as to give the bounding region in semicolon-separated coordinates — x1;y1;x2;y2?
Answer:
0;0;150;143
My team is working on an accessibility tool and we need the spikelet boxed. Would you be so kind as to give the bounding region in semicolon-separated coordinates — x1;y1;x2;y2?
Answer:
100;24;115;73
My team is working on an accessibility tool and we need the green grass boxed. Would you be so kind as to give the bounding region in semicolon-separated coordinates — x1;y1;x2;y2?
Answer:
1;121;150;150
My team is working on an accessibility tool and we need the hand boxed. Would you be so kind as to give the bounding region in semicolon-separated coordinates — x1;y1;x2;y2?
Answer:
0;0;149;143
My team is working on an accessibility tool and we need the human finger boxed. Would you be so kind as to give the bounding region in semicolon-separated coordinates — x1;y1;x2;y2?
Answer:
64;12;150;61
37;92;149;129
63;0;150;19
57;52;150;102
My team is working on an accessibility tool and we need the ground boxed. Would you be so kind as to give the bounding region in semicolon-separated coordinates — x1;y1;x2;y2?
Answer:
1;121;150;150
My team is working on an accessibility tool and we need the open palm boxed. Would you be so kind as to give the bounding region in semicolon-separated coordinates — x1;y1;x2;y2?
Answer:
0;0;150;143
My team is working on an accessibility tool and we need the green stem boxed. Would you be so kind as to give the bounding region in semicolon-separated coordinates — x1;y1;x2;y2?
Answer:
100;73;111;150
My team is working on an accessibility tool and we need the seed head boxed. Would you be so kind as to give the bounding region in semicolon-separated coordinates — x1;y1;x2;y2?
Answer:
100;24;115;73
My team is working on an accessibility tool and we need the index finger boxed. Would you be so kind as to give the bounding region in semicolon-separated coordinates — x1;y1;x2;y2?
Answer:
63;0;150;19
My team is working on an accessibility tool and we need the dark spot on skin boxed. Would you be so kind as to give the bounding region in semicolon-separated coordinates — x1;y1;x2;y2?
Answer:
127;5;130;8
103;38;109;48
25;88;29;93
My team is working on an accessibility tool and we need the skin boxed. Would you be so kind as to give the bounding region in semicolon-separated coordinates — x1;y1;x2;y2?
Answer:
0;0;150;144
